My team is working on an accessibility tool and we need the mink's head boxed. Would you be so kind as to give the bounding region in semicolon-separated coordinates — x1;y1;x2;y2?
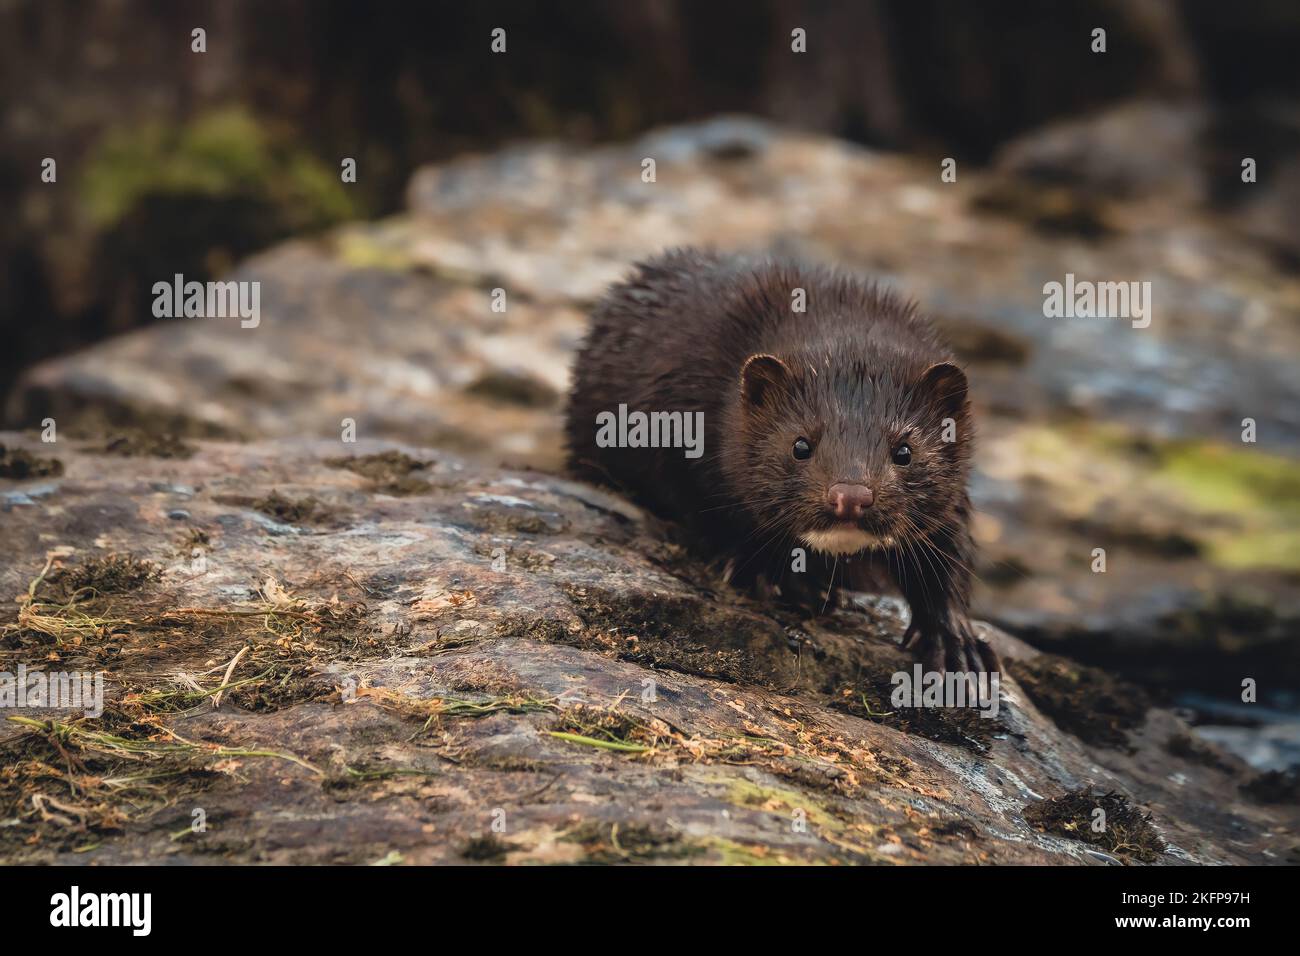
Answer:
724;352;972;557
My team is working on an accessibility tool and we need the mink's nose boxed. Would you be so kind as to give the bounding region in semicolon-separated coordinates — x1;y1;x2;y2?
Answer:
826;483;874;519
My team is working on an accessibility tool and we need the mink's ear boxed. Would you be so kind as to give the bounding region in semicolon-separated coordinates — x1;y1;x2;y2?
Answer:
739;354;793;410
918;362;968;415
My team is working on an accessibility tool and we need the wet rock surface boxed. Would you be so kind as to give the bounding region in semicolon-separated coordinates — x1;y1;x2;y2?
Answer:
2;436;1295;865
10;117;1299;725
3;116;1299;862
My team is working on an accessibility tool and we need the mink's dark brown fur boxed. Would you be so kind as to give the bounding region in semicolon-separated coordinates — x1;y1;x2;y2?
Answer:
565;248;998;675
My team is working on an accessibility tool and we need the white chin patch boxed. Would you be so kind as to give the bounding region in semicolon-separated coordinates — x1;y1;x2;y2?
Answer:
799;527;889;556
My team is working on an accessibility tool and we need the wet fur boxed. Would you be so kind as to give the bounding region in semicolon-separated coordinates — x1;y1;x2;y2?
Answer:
565;248;998;675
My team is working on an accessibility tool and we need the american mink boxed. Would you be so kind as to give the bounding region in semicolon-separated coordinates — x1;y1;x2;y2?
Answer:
565;248;999;676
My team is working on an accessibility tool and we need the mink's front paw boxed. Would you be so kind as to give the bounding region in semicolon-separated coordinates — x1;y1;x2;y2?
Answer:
903;618;1001;677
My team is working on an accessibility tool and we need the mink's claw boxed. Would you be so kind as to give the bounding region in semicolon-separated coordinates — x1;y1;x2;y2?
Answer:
904;620;1002;682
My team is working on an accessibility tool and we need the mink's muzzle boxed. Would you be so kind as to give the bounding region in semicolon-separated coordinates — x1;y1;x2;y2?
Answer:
826;482;874;519
799;524;893;555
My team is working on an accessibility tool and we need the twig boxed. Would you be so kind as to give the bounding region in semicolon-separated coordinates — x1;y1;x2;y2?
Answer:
546;731;650;753
212;646;250;709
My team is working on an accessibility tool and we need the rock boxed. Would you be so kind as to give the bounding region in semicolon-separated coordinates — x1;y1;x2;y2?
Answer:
1;434;1294;864
3;116;1299;843
8;118;1300;716
7;239;581;470
989;100;1209;204
14;115;1300;448
4;0;1229;388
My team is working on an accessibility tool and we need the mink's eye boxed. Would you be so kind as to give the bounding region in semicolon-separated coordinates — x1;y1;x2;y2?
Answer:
792;437;812;461
891;443;912;466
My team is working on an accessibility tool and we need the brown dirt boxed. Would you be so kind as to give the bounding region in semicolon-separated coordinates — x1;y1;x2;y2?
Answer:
830;663;1004;755
38;554;162;603
0;443;63;479
1009;653;1151;749
1240;769;1300;804
90;430;197;459
250;491;342;526
326;449;433;495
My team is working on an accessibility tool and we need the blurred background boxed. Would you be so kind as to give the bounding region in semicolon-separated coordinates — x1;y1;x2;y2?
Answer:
2;0;1299;769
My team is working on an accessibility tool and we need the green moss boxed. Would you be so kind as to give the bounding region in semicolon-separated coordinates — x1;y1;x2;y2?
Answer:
334;224;417;271
561;821;704;863
81;107;355;229
1016;423;1300;572
1157;442;1300;570
725;778;839;831
703;837;803;866
1158;441;1300;512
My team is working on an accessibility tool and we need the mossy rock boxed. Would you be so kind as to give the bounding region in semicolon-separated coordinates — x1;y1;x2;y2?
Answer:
81;107;355;230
